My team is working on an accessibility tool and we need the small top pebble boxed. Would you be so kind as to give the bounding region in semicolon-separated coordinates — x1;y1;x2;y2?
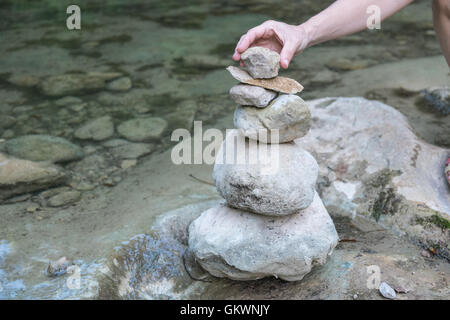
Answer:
241;46;280;79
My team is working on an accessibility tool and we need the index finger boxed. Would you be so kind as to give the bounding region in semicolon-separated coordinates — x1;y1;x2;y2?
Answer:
234;25;267;57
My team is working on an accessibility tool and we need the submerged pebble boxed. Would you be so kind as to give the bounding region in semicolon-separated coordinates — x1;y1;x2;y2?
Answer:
48;190;81;207
4;135;84;163
74;116;115;141
117;117;168;142
106;77;132;92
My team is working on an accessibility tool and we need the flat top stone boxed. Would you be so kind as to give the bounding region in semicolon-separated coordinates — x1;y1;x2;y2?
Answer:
226;66;303;94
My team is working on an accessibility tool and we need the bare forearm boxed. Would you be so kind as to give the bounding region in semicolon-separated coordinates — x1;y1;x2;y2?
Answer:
432;0;450;66
301;0;414;47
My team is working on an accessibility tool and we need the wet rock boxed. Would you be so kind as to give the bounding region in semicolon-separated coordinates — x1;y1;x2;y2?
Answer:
213;130;318;216
0;153;67;201
310;69;340;85
4;135;84;163
106;77;132;92
227;66;303;94
241;46;280;79
47;190;81;207
54;96;83;107
301;97;450;257
74;116;114;141
188;193;339;281
108;142;154;159
0;116;16;130
101;139;129;148
234;94;311;143
8;74;39;88
326;58;370;71
165;100;197;131
46;257;72;277
229;84;277;108
120;159;137;169
117;117;168;142
1;130;14;139
40;72;122;96
379;282;396;299
71;181;95;191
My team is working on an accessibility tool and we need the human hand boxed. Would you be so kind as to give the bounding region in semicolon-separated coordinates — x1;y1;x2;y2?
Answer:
232;20;309;69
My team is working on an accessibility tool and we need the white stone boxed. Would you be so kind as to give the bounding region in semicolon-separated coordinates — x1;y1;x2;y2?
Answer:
188;193;339;281
213;130;318;216
117;117;168;142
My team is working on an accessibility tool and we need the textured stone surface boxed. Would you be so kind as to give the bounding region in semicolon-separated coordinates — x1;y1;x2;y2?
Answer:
3;135;83;163
117;117;168;142
74;116;114;141
301;97;450;258
188;193;339;281
0;153;67;200
229;84;277;108
241;46;280;79
213;130;318;216
234;94;311;143
227;66;303;94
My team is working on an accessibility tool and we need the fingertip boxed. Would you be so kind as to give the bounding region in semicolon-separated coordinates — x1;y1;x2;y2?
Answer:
232;52;240;61
280;58;289;69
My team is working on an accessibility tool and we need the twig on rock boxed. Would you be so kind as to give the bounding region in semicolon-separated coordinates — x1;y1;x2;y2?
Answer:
189;174;214;186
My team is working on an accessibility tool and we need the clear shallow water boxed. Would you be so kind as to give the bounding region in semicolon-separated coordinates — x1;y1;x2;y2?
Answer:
0;0;449;299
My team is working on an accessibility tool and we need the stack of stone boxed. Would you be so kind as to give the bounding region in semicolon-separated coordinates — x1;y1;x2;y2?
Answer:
188;47;339;281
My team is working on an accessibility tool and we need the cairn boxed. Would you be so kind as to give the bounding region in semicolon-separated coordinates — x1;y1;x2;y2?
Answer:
188;47;339;281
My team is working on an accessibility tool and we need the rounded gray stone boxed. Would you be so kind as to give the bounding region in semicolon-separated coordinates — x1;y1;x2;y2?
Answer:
188;193;339;281
74;116;114;141
213;130;318;216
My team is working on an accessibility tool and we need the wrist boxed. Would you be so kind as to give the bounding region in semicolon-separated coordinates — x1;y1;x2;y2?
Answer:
297;19;317;49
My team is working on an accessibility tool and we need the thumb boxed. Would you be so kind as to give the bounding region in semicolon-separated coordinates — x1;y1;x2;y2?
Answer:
279;40;298;69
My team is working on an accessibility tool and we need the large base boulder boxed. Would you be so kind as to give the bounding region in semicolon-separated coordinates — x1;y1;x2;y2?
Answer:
188;193;339;281
213;130;318;216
